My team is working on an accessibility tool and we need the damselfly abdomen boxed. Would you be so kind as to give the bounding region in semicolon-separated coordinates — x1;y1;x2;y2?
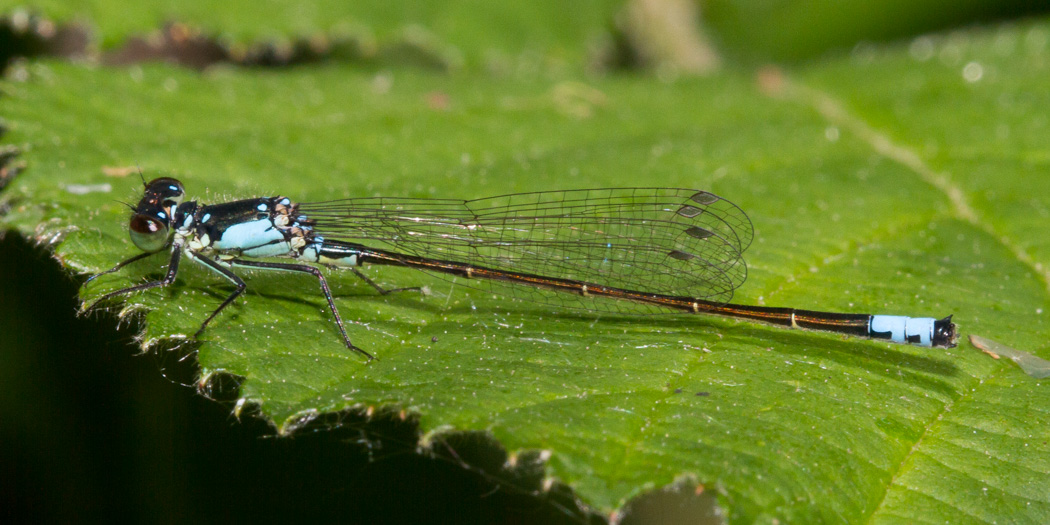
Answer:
85;178;958;359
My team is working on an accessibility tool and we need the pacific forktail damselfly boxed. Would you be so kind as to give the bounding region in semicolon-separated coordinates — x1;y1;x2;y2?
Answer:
85;178;958;359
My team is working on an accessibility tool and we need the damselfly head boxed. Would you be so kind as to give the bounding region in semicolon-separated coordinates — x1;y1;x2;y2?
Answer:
129;177;184;252
141;177;185;209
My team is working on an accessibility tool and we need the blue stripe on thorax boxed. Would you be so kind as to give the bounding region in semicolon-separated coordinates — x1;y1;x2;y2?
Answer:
211;218;292;258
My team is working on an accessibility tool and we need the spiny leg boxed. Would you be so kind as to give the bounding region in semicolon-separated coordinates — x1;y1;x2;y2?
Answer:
84;247;183;312
189;255;248;340
84;251;156;286
350;267;422;296
232;259;375;360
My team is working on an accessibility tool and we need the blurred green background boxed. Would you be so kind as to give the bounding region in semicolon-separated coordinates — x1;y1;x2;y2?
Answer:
704;0;1047;62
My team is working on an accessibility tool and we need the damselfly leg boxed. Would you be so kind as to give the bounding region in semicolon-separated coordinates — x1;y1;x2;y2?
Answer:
86;251;378;360
229;259;374;360
83;251;156;286
84;247;183;312
349;267;423;296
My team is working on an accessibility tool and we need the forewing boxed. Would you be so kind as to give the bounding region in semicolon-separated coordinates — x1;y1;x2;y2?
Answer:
300;188;752;310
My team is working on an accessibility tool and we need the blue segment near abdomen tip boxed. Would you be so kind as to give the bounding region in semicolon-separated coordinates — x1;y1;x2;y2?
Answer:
869;315;937;346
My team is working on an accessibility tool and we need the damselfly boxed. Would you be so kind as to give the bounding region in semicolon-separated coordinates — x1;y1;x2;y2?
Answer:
86;178;958;359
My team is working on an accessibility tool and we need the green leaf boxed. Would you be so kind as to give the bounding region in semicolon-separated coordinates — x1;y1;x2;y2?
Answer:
3;16;1049;524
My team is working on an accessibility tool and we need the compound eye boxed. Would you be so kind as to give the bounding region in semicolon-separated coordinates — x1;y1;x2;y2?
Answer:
129;214;170;252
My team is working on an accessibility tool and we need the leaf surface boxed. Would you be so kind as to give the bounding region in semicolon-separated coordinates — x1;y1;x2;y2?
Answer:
2;13;1048;523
